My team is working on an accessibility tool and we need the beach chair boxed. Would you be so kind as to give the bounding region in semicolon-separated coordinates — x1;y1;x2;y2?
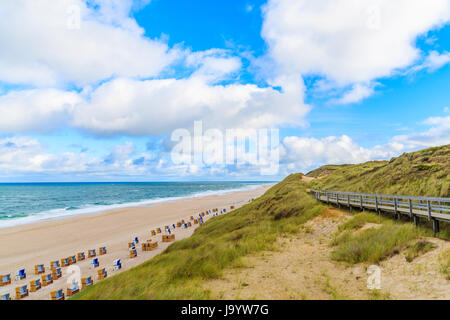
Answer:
34;264;45;275
99;246;107;255
52;267;62;280
188;222;192;227
134;237;139;244
15;285;28;299
230;206;234;210
157;227;162;234
90;258;99;269
61;257;70;267
69;255;77;264
183;223;188;228
0;274;11;286
97;268;107;280
1;292;11;300
162;234;175;242
30;279;41;292
41;274;53;286
77;252;85;261
15;269;26;281
129;248;137;258
190;216;194;220
177;222;181;228
50;289;65;301
172;223;176;229
81;276;93;289
128;242;135;249
224;208;227;212
151;229;156;236
194;219;198;224
66;281;80;296
50;260;60;270
88;249;96;258
112;259;122;271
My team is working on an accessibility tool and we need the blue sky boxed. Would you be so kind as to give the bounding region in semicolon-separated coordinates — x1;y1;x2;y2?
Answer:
0;0;449;182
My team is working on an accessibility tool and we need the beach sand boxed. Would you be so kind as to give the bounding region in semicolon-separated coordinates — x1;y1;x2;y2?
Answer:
0;184;272;300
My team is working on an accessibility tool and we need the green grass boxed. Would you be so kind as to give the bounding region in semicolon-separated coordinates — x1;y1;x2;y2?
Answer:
330;211;431;264
404;240;436;262
309;144;450;197
439;249;450;280
73;174;324;300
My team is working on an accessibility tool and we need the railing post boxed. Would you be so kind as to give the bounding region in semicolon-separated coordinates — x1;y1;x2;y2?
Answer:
432;219;440;234
427;200;432;221
347;195;351;212
408;199;413;219
360;195;363;210
394;197;398;219
326;192;329;204
375;196;379;214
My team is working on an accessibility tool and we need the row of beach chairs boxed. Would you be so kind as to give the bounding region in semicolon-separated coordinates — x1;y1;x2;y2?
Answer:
1;205;234;300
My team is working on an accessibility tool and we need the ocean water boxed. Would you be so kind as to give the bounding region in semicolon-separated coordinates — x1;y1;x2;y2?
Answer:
0;182;269;228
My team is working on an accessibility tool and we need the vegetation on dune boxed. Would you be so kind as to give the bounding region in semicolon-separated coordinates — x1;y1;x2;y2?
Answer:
439;249;450;280
74;174;324;300
74;145;449;299
309;144;450;197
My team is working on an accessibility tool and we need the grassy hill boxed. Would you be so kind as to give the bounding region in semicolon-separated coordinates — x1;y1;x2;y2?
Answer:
74;174;324;299
309;145;450;197
74;145;449;300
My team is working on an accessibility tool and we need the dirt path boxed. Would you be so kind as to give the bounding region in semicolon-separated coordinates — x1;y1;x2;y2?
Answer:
204;209;450;300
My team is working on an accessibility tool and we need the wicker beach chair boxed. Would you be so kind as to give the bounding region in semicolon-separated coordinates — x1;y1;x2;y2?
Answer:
34;264;45;275
129;248;137;258
50;260;60;270
1;292;11;300
52;267;62;280
15;285;28;299
69;255;77;264
88;249;96;258
50;289;65;300
97;268;107;280
99;246;107;255
41;273;53;286
66;281;80;296
77;252;85;261
61;257;70;267
0;274;11;286
81;276;93;289
30;279;41;292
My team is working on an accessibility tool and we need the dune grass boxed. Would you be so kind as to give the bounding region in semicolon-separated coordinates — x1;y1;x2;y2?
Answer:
309;144;450;197
73;174;324;300
330;211;431;264
439;249;450;280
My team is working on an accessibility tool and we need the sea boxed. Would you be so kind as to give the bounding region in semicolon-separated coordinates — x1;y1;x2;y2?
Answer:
0;182;271;229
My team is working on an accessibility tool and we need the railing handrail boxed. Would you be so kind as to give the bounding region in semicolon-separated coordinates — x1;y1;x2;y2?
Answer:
311;190;450;203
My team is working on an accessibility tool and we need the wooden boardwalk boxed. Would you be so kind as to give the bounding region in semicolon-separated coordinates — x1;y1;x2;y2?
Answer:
310;190;450;233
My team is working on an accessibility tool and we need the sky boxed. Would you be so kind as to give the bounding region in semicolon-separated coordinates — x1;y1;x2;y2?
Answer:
0;0;449;182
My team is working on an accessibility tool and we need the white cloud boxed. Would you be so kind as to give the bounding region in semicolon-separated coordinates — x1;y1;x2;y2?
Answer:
392;116;450;148
261;0;450;100
332;83;375;104
71;75;309;136
0;89;81;133
409;50;450;73
281;115;450;172
0;0;177;86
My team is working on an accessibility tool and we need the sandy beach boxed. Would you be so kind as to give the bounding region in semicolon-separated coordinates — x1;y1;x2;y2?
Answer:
0;184;272;300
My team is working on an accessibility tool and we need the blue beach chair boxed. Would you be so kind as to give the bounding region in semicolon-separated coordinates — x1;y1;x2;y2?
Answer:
90;258;99;269
15;269;26;281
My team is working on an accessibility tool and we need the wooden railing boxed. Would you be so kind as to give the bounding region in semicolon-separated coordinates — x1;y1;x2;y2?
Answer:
310;190;450;233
